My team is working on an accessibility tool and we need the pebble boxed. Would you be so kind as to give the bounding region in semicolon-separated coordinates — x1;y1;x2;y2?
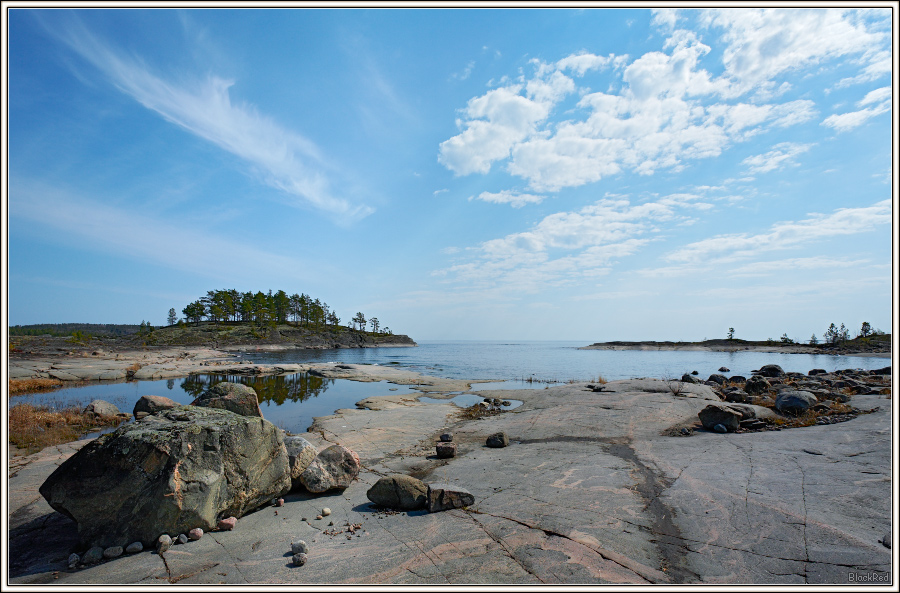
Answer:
83;546;104;564
157;535;172;553
315;515;323;521
217;516;237;531
275;498;285;507
103;546;123;559
125;542;143;554
291;540;309;554
321;508;331;516
177;534;189;545
188;528;204;541
67;553;80;568
292;552;308;567
713;424;728;434
439;433;453;442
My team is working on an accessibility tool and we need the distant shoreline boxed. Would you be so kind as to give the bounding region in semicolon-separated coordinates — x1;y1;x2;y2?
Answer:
579;339;891;358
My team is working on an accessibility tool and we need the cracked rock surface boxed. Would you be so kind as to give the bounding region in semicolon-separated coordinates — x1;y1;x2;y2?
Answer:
6;367;892;585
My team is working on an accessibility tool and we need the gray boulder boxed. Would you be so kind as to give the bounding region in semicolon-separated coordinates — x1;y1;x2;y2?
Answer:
707;374;727;385
366;474;427;510
192;382;262;418
84;399;121;418
427;483;475;513
775;391;817;415
698;405;741;432
133;395;180;419
756;364;786;378
284;436;318;491
681;374;701;384
39;406;291;548
744;375;771;396
299;445;360;493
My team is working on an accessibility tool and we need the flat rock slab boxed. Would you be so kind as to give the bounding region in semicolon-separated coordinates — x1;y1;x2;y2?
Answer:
7;377;893;585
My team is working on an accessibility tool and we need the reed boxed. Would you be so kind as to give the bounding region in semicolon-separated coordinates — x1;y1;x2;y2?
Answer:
8;378;64;396
8;402;122;454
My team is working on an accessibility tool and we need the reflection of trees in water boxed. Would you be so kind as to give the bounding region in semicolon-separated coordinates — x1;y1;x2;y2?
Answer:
180;373;334;406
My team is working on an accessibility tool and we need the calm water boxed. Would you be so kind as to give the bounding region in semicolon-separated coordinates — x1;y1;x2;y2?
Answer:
11;341;890;435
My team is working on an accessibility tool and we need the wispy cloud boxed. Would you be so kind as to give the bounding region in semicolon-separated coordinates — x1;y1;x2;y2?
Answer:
10;178;318;281
742;142;814;174
48;16;373;222
666;200;892;264
822;85;892;132
470;190;545;208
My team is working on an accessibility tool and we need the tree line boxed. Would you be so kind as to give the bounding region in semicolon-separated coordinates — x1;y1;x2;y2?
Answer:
172;289;392;335
726;321;885;346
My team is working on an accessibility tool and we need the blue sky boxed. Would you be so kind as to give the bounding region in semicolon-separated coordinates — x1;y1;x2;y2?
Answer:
5;7;895;341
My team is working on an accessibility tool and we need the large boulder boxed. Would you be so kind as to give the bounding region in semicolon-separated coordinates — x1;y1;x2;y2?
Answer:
744;375;771;396
284;436;318;491
133;395;180;419
299;445;360;493
698;404;741;432
366;474;427;510
192;382;262;418
775;391;817;415
39;406;290;548
755;364;786;378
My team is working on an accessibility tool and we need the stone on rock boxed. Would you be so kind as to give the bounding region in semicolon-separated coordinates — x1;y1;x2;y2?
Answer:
486;432;509;448
217;517;237;531
299;445;360;493
84;399;121;418
321;508;331;516
125;542;143;554
436;442;456;458
713;424;728;434
103;546;123;559
133;395;179;419
291;540;309;554
775;391;817;415
39;405;290;548
68;553;80;568
366;474;427;510
83;546;104;564
177;534;188;545
191;381;262;418
698;404;741;433
723;388;749;403
439;433;453;442
427;483;475;513
284;435;318;490
756;364;786;378
188;528;203;541
157;535;172;553
292;553;308;567
744;375;771;395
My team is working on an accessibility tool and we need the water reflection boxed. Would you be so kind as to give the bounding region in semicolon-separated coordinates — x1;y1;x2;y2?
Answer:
180;373;335;406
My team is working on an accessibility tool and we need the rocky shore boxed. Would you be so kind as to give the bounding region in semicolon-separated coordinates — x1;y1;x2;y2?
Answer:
6;360;893;585
580;338;891;357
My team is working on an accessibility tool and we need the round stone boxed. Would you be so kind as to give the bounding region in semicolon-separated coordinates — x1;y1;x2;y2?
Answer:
713;424;728;434
217;517;237;531
291;540;309;554
292;552;308;567
156;535;172;553
439;433;453;442
177;534;189;545
103;546;123;559
125;542;143;554
68;553;80;568
321;508;331;516
83;546;104;564
188;528;204;541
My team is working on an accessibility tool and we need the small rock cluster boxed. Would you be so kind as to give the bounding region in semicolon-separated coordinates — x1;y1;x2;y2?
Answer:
366;474;475;513
696;364;890;434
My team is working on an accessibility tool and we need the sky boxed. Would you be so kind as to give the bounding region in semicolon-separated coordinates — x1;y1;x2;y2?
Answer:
4;6;896;342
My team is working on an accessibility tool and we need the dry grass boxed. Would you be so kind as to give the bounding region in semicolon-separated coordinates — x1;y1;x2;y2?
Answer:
8;403;122;454
8;378;64;396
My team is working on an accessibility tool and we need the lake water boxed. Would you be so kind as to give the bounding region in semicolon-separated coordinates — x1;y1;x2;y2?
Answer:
10;341;890;436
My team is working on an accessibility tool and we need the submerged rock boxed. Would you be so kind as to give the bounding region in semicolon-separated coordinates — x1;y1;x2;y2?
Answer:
39;406;290;548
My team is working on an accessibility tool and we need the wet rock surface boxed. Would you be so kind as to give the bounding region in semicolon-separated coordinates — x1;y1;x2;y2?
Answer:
8;364;892;585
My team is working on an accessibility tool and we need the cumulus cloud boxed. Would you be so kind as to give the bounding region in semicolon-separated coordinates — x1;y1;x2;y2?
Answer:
666;200;892;264
438;8;887;193
742;142;814;174
471;190;546;208
50;17;372;222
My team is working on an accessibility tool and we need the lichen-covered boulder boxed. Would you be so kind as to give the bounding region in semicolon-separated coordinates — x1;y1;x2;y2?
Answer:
192;382;262;418
39;406;290;548
299;445;360;493
366;474;427;510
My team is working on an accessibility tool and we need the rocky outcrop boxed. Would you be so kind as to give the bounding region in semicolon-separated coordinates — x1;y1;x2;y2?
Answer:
191;382;262;417
39;406;291;548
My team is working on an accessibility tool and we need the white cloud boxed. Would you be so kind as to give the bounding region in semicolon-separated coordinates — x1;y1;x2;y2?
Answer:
471;190;545;208
52;18;372;222
742;142;814;174
728;256;870;277
666;200;892;264
822;85;892;132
